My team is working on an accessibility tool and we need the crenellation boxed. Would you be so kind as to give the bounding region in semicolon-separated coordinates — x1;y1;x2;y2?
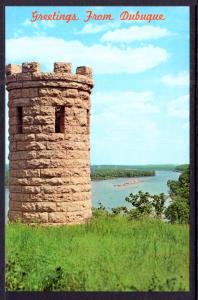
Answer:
54;62;72;74
7;61;93;225
22;62;40;73
76;66;92;78
6;64;22;76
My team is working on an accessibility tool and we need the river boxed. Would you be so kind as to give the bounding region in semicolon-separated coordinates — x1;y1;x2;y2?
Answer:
5;170;179;217
91;170;180;209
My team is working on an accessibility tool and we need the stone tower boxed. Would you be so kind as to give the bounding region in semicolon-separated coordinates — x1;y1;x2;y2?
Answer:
6;62;94;225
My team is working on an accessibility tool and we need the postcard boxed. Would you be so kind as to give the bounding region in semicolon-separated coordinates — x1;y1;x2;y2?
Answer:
1;2;197;300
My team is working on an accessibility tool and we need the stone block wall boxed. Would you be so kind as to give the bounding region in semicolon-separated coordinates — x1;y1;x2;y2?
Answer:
6;62;94;225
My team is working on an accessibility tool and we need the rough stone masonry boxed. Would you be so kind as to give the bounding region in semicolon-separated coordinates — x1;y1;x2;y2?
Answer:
6;62;94;225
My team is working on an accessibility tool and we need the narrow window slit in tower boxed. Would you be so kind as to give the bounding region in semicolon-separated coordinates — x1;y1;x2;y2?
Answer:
87;109;90;134
17;107;23;134
55;106;65;133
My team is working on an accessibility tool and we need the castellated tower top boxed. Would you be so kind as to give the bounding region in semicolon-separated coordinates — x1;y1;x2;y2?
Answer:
6;62;93;87
6;61;93;225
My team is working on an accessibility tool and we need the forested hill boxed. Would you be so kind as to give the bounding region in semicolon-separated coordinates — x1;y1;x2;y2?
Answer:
91;168;155;180
91;164;178;172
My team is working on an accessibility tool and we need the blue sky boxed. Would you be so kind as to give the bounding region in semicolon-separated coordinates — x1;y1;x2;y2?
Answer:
5;6;189;165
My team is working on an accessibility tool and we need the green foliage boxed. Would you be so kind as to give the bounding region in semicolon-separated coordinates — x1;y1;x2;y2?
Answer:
91;168;155;180
126;191;153;216
92;202;109;218
165;167;190;224
91;164;177;172
6;253;27;290
111;191;167;220
167;168;190;201
175;164;189;172
165;198;189;224
6;216;189;291
152;193;167;219
111;206;128;216
42;267;87;291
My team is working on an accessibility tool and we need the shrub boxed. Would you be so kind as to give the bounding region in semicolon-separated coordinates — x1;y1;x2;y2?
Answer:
165;198;189;224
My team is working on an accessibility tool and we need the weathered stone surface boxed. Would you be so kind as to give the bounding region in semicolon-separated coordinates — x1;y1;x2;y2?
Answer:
10;192;30;202
16;72;32;82
25;159;51;169
23;125;42;134
9;185;22;193
14;134;36;142
54;62;71;74
36;150;67;159
40;168;70;178
10;151;36;161
56;201;91;212
72;192;91;202
7;61;93;224
10;169;40;178
23;115;54;126
22;62;40;73
35;133;64;141
41;125;54;133
22;212;48;223
6;82;23;90
23;106;54;116
22;88;38;98
35;202;56;212
21;186;40;194
10;160;26;170
62;89;78;98
29;193;72;202
76;66;92;78
9;89;22;99
8;210;22;221
9;141;17;151
6;64;21;76
17;141;46;151
12;98;30;107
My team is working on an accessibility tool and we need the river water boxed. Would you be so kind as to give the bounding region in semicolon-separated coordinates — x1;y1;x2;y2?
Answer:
5;171;179;217
91;170;180;209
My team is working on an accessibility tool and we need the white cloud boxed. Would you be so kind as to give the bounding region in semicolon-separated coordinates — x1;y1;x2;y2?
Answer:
13;29;23;38
167;94;189;118
77;22;120;34
91;90;160;164
22;18;55;29
23;18;39;29
101;25;171;43
92;90;160;142
161;71;189;87
92;90;159;114
6;36;168;74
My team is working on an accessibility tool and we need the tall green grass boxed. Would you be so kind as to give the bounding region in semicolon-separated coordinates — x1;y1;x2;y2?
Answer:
6;215;189;291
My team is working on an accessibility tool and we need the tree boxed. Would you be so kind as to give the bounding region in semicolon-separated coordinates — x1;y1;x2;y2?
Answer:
125;191;153;218
165;167;190;224
164;198;189;224
151;193;166;219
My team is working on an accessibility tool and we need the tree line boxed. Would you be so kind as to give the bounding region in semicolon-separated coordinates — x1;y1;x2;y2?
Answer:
91;168;155;180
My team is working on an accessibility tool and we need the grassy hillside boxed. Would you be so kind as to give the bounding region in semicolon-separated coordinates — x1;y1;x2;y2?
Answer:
6;215;189;291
